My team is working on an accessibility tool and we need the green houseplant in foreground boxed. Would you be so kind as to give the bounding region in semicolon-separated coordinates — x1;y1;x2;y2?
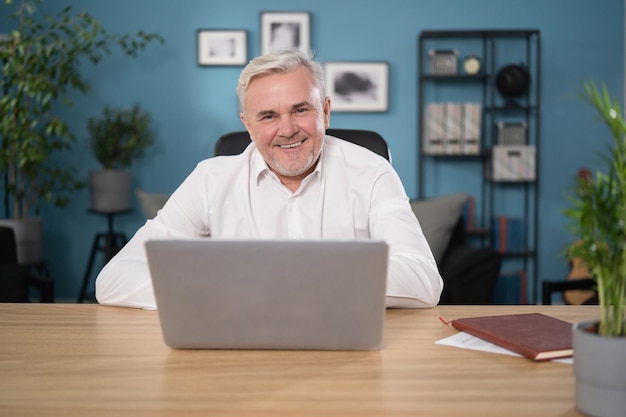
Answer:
0;0;163;220
87;103;155;211
564;79;626;338
564;79;626;417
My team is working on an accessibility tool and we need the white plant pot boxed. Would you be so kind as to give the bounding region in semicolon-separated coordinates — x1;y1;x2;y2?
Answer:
89;169;131;212
0;217;42;264
573;320;626;417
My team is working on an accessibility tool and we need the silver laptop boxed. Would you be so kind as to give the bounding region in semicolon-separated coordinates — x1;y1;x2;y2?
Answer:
145;239;389;350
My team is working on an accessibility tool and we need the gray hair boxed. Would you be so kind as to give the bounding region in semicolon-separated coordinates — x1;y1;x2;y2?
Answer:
236;50;326;113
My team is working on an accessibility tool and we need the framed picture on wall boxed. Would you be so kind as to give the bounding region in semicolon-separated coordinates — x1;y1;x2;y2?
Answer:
197;30;248;66
325;62;389;112
260;12;310;55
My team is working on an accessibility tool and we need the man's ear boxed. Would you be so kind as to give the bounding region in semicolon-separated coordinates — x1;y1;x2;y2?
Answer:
323;96;331;129
240;112;252;134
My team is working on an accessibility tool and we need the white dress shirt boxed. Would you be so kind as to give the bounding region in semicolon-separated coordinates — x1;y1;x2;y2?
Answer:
95;136;443;309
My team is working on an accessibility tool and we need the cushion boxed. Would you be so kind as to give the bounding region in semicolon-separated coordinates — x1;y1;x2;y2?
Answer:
136;189;170;219
410;193;469;264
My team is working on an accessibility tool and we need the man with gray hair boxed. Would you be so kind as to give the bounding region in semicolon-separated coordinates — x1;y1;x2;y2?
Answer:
96;50;443;309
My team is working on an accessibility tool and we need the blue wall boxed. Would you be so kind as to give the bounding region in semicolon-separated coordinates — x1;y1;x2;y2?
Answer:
5;0;624;302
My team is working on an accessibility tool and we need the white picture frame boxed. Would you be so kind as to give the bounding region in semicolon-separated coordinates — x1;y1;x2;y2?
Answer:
325;62;389;112
197;30;247;66
260;12;310;56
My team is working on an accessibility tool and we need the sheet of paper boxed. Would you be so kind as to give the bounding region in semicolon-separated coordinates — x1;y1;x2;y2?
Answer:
435;331;573;364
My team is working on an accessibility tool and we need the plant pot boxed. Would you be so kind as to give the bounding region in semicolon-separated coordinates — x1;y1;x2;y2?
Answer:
0;218;43;264
573;320;626;417
89;169;131;212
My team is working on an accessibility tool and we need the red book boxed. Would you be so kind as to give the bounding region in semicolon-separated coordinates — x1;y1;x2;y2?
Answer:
464;196;475;230
451;313;573;361
498;215;507;253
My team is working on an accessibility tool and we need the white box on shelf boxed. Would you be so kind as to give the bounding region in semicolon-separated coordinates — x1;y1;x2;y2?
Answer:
461;102;481;154
423;103;445;154
443;102;462;154
490;145;536;181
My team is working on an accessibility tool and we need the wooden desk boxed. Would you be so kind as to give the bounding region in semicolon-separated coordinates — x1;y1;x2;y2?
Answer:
0;304;595;416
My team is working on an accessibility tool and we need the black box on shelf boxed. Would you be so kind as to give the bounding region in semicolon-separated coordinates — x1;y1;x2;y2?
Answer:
497;121;527;145
428;49;458;75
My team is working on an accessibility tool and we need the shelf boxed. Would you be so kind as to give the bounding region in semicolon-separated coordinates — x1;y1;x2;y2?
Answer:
484;105;538;112
421;74;489;81
500;249;536;257
422;152;484;159
489;179;536;184
417;29;540;304
419;29;539;39
467;228;490;237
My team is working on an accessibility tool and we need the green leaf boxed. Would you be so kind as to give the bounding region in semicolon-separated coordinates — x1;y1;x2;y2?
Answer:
0;0;164;218
564;79;626;336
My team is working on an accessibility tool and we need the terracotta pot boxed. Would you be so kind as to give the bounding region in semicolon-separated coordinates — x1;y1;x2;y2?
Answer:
573;320;626;417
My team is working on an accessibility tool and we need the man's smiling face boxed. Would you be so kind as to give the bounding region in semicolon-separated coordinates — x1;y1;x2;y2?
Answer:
240;66;331;188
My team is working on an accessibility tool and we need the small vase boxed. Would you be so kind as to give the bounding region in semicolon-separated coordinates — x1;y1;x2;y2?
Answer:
573;320;626;417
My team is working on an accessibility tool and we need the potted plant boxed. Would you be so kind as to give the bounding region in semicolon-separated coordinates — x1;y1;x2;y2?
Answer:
87;103;155;212
563;79;626;417
0;0;163;263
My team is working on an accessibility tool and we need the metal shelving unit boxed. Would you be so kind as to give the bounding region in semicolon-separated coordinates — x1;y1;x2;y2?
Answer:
417;29;541;303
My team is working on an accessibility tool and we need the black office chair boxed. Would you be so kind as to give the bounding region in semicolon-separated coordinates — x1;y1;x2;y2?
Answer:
214;129;391;161
214;129;503;303
542;278;597;305
0;226;54;302
541;243;598;305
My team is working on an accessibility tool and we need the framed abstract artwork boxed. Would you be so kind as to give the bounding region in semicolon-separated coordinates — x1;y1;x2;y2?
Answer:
325;61;389;112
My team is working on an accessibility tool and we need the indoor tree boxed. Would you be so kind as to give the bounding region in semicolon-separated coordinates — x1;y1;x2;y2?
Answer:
0;0;164;219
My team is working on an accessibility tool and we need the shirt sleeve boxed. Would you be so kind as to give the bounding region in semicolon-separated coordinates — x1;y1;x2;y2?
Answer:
94;222;161;309
95;163;210;309
368;168;444;308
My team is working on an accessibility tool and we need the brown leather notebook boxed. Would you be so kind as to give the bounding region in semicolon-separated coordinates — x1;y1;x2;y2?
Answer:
451;313;573;361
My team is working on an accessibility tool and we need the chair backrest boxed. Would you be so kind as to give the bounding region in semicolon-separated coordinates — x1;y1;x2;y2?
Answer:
0;226;31;302
0;226;18;265
214;129;391;161
541;278;597;305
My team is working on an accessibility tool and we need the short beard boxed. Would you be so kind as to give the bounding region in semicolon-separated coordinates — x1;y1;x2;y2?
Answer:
269;147;320;177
